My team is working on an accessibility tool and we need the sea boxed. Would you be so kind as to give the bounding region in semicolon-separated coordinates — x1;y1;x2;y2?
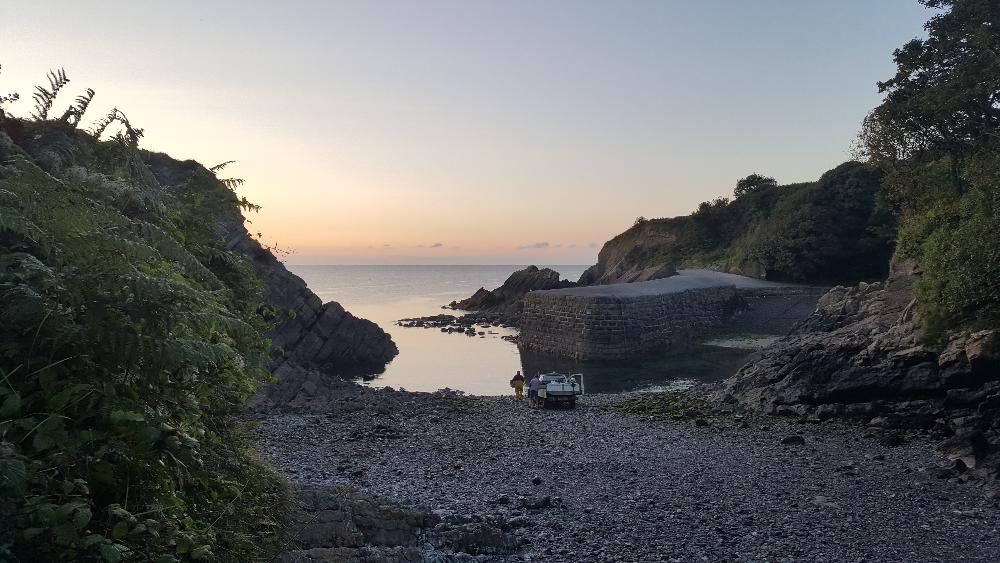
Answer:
289;265;752;395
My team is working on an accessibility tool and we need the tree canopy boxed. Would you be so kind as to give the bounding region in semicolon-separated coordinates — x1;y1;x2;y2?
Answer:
862;0;1000;165
733;173;777;199
861;0;1000;336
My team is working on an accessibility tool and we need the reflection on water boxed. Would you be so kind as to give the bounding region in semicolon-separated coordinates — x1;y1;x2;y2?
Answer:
518;345;751;394
288;265;752;396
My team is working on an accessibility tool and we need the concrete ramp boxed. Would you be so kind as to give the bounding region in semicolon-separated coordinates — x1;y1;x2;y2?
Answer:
519;270;825;361
541;269;799;298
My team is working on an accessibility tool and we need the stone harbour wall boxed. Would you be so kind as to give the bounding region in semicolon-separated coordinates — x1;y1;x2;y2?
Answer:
519;287;744;360
724;286;831;336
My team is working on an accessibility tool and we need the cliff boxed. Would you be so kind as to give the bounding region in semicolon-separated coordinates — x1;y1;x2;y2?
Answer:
144;151;398;380
581;162;895;285
232;236;397;374
143;153;398;412
0;111;397;560
0;114;298;559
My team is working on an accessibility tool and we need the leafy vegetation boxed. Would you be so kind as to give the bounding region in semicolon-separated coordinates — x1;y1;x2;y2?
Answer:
0;70;288;561
733;173;777;199
612;161;896;284
859;0;1000;337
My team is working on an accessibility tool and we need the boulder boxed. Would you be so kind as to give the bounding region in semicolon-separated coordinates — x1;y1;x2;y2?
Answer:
449;266;576;315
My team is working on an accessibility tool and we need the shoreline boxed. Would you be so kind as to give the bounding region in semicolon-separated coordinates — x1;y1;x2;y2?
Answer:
256;385;1000;561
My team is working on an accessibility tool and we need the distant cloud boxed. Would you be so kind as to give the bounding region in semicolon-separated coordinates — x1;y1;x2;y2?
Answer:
587;242;598;248
430;242;444;248
383;244;392;248
517;241;550;250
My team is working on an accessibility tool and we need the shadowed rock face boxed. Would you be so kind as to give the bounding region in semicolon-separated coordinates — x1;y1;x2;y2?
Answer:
450;265;576;315
227;234;398;411
578;222;681;285
720;260;1000;487
579;261;677;286
145;152;398;402
231;233;397;374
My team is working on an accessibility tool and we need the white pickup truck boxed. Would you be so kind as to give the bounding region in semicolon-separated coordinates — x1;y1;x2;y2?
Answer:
536;372;585;408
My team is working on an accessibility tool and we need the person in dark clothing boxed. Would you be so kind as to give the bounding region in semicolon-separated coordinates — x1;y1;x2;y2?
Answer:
510;370;525;400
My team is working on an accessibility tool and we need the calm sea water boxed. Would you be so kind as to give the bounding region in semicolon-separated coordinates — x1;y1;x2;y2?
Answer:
289;265;750;395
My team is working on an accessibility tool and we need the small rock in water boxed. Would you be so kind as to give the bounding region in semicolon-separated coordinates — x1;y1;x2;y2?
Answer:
532;476;542;485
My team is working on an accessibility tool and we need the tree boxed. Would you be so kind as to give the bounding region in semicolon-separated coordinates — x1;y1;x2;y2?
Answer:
860;0;1000;166
734;173;777;198
859;0;1000;335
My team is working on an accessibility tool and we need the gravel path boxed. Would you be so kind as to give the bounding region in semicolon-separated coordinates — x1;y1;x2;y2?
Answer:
255;393;1000;562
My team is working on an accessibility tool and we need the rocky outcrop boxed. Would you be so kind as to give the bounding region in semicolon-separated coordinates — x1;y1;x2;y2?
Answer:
226;234;398;413
579;223;679;285
720;261;1000;489
144;152;398;390
579;261;678;286
449;265;576;315
245;362;367;412
230;233;397;375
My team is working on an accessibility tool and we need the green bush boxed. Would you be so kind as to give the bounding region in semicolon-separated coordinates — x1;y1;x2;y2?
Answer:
0;117;288;561
859;0;1000;337
896;152;1000;337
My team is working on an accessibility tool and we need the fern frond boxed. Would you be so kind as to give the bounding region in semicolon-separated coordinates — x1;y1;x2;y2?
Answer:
90;107;118;138
30;68;70;121
238;196;261;213
60;88;96;127
221;178;245;190
209;161;235;173
189;311;258;347
0;210;46;244
132;220;224;289
92;107;143;146
0;64;21;112
48;68;67;92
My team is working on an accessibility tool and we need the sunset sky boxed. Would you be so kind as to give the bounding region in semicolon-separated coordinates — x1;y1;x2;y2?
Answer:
2;1;929;264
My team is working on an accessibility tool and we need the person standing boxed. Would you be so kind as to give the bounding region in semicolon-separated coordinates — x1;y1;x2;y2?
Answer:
510;370;525;400
527;373;542;408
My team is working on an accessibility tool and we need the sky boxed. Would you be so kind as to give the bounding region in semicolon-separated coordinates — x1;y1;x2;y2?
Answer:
1;1;931;265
